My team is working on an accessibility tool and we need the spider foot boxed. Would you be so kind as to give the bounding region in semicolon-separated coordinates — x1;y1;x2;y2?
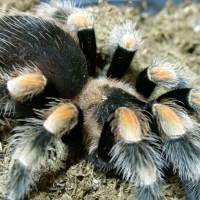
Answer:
6;101;79;200
136;182;164;200
152;99;200;183
100;107;164;199
87;152;113;171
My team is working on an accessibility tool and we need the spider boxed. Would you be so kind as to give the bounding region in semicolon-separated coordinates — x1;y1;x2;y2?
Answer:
1;1;200;200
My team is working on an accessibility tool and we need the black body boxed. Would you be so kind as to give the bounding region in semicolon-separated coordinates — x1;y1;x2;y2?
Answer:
0;16;88;99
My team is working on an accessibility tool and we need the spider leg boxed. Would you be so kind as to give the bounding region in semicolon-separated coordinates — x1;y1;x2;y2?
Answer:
151;98;200;197
107;107;164;200
156;88;200;112
6;100;80;200
92;98;149;171
107;20;141;79
67;10;96;77
87;119;115;171
0;64;47;117
135;58;192;98
35;0;75;24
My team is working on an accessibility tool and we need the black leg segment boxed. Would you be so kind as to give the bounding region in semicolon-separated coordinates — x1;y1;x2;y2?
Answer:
135;68;157;98
78;28;96;77
107;46;136;79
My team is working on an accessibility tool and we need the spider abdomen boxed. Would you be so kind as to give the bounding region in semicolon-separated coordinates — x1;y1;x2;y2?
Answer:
0;15;88;99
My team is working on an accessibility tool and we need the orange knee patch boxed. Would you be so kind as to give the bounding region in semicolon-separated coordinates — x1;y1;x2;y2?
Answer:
111;107;143;143
152;103;191;138
121;34;136;50
43;103;78;137
68;13;92;30
149;66;176;81
7;73;47;100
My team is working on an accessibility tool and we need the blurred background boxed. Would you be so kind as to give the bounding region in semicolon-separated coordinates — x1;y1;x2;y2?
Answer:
40;0;200;14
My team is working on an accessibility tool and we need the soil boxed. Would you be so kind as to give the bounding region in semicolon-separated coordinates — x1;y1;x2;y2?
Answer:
1;0;200;199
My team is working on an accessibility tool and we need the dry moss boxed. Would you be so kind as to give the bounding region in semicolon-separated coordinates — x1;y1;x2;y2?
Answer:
0;0;39;11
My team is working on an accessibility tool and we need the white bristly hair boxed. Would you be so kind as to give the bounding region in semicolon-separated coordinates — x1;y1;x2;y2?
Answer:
162;119;200;182
148;57;196;89
0;61;46;116
152;100;194;139
152;100;200;182
7;116;66;200
109;20;142;52
67;8;94;32
109;134;164;188
35;0;77;22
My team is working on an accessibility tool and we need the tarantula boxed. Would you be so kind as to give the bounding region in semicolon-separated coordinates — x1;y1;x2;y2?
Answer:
1;1;200;200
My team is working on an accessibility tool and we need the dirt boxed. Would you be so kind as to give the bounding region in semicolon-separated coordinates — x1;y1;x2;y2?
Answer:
1;0;200;199
0;0;38;11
